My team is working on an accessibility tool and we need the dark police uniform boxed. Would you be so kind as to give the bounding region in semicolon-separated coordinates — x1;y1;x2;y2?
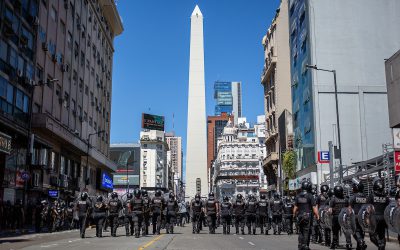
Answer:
270;197;284;234
124;196;134;236
108;197;122;237
349;192;368;249
206;197;219;234
295;191;316;250
316;193;330;245
258;197;269;234
330;196;351;248
76;197;92;238
166;198;178;234
191;198;203;233
93;200;107;237
233;198;246;234
368;192;389;249
130;196;144;237
142;195;151;236
220;200;232;234
245;197;258;235
283;199;294;234
150;195;165;235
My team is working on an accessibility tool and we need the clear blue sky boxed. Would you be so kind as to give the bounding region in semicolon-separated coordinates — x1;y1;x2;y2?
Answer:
111;1;280;153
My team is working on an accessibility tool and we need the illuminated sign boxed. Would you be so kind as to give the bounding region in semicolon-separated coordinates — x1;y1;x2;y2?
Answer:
141;113;165;131
101;172;113;190
48;190;59;198
113;175;139;186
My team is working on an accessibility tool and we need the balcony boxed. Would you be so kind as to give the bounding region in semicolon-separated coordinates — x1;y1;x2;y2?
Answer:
261;56;277;83
263;152;279;167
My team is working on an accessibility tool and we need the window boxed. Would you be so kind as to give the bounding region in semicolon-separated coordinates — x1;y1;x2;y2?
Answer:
0;39;7;62
0;77;14;114
60;21;66;34
50;6;57;21
26;63;34;80
9;48;18;69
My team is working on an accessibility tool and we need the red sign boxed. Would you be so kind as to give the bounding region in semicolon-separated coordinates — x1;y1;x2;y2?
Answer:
395;151;400;173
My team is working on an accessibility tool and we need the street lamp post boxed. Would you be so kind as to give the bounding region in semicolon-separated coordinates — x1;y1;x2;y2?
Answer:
306;65;343;182
85;130;105;189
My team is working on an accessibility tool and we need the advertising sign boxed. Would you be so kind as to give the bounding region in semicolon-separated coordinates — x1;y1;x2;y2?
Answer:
0;132;12;154
101;172;113;190
113;175;139;186
48;190;59;198
395;151;400;173
393;128;400;149
141;113;165;131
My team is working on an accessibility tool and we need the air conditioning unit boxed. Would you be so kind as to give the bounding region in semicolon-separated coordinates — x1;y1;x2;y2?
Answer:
42;42;48;51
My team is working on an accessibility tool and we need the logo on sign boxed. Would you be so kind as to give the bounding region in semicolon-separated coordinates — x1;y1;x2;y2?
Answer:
102;173;113;189
21;171;30;181
318;151;330;163
394;151;400;173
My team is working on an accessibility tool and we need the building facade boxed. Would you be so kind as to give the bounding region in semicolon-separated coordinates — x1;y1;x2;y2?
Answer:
165;132;182;180
385;49;400;129
139;129;170;191
110;143;140;195
214;81;242;125
260;0;291;193
212;118;266;199
288;0;400;186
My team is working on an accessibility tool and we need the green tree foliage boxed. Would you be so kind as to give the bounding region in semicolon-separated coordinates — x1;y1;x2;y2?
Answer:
282;150;297;179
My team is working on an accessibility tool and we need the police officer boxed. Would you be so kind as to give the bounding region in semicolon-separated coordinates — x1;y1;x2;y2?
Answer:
65;202;74;230
316;185;330;245
107;192;122;237
349;179;368;250
245;194;258;235
130;189;144;238
220;196;232;234
329;185;351;249
270;192;284;235
142;190;151;236
190;193;203;234
233;193;246;235
205;192;219;234
283;196;294;235
368;178;390;250
151;190;165;235
124;193;134;236
258;194;269;234
293;181;319;250
76;192;92;238
166;192;178;234
93;195;107;237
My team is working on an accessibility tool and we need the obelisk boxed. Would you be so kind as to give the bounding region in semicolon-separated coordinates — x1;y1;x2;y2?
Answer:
185;5;208;199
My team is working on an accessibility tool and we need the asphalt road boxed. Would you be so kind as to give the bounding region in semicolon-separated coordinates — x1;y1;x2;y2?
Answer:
1;225;399;250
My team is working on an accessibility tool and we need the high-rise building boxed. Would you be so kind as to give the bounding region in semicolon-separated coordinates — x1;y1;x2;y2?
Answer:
186;5;208;199
288;0;400;185
139;130;170;191
214;81;242;125
165;132;183;180
110;143;140;195
260;0;291;192
31;0;123;196
385;49;400;129
207;112;232;179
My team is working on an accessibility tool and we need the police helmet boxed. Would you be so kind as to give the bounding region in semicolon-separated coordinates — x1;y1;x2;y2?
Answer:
134;189;141;198
260;194;266;199
81;192;88;200
236;194;243;200
155;189;162;197
301;180;312;192
97;195;103;202
373;178;384;195
209;192;215;198
142;189;148;197
195;193;201;200
320;184;329;194
127;193;133;199
111;192;118;199
333;185;344;198
273;192;280;199
223;196;229;202
327;188;334;198
169;192;175;199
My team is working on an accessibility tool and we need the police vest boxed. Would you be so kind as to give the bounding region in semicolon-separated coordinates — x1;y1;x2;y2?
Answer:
151;197;163;213
284;203;293;215
220;202;231;216
246;200;257;214
258;199;268;215
350;194;367;214
131;198;143;213
108;199;120;214
370;194;388;216
207;199;217;214
296;192;313;213
234;200;245;214
317;195;327;206
78;200;89;215
271;199;282;213
191;200;202;214
94;201;106;213
167;200;176;215
332;197;347;216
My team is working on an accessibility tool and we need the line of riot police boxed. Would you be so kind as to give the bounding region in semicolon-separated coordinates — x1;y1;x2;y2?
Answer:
296;177;400;250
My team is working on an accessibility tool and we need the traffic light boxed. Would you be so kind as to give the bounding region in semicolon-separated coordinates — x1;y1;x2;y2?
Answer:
196;178;201;193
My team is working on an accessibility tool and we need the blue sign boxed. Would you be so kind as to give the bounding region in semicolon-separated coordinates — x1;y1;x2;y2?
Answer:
318;151;330;163
21;171;30;181
48;190;59;198
101;173;113;190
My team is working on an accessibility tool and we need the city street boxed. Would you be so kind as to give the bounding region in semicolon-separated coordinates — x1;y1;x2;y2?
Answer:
1;225;399;250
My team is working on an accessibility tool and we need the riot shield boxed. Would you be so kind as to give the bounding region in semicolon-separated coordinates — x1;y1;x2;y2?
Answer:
320;205;332;229
357;204;377;234
338;207;356;235
384;201;400;233
318;205;327;228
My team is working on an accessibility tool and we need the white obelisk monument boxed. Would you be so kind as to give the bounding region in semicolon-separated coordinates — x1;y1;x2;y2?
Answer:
185;5;208;199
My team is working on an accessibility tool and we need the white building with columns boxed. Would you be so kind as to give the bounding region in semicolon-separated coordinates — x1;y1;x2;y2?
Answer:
212;117;267;199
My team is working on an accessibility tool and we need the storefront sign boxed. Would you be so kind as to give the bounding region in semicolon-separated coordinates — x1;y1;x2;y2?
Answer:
0;132;12;154
101;172;113;190
48;190;59;198
394;151;400;173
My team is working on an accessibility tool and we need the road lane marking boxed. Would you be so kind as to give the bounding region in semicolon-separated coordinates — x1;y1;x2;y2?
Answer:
138;234;164;250
248;242;255;246
239;236;244;240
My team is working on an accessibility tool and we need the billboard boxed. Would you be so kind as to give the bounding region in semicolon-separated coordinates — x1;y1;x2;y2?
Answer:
142;113;165;131
113;174;139;186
